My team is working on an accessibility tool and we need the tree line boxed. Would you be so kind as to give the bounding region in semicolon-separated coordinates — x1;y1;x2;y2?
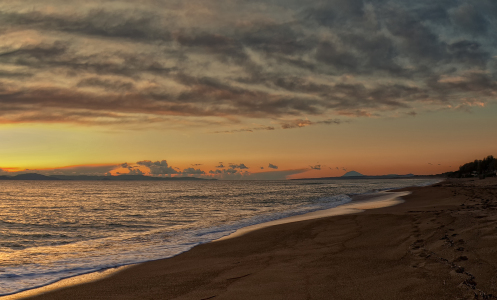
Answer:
446;155;497;178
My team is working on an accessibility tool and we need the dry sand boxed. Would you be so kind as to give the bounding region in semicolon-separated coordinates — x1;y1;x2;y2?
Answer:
22;178;497;299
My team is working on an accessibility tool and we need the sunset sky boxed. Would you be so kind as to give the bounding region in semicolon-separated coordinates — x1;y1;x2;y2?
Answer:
0;0;496;179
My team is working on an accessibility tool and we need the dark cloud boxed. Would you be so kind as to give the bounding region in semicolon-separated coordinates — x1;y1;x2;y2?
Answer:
181;168;206;176
240;23;312;56
427;72;497;103
384;10;446;65
268;163;278;169
318;119;344;125
447;40;489;67
229;163;249;170
1;9;171;41
136;160;178;175
240;169;307;180
216;163;224;168
0;41;68;60
0;70;33;78
281;119;312;129
310;165;321;170
411;3;452;24
450;4;488;35
176;32;233;49
174;31;247;62
213;126;275;134
127;168;144;175
315;42;361;73
77;77;135;92
207;167;307;180
281;118;343;129
0;0;495;128
224;168;238;174
207;167;246;179
302;0;365;27
121;162;145;175
0;104;172;127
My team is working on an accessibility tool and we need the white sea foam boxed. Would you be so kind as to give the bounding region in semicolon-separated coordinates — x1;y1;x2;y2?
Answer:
0;178;440;296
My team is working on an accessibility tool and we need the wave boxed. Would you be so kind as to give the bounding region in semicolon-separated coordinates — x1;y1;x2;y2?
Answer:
0;178;438;296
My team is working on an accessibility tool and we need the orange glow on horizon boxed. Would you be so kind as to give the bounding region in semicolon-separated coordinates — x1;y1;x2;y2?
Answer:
1;106;495;179
1;160;461;179
0;167;24;173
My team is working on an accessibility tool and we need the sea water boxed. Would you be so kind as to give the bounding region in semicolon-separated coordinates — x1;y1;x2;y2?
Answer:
0;178;439;296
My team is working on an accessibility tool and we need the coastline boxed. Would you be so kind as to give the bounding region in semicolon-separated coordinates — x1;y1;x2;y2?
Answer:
216;190;410;241
2;188;410;300
11;177;497;299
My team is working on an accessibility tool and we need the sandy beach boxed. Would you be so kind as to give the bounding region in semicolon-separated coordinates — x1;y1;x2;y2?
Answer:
21;178;497;299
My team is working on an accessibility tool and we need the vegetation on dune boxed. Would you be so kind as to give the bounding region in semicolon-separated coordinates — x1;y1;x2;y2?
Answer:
447;155;497;178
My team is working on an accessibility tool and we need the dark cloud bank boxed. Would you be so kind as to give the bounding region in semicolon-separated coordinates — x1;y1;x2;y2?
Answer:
0;159;308;179
0;0;496;128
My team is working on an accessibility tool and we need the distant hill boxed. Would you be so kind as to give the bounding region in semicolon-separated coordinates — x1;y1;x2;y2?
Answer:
293;173;430;181
342;171;364;177
0;173;214;181
12;173;60;180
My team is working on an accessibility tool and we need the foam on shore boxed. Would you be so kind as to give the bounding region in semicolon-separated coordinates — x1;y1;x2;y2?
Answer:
0;190;409;300
217;190;410;241
0;266;132;300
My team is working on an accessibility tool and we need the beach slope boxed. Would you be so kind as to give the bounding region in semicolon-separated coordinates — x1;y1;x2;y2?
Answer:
25;178;497;300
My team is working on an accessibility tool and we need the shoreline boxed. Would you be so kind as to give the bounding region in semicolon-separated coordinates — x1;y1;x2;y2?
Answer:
0;266;133;300
216;190;410;241
1;188;414;300
20;177;497;299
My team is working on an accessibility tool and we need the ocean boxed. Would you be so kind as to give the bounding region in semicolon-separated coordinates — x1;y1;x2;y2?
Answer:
0;178;439;296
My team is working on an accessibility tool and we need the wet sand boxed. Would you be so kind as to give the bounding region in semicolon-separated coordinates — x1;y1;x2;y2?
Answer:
22;178;497;299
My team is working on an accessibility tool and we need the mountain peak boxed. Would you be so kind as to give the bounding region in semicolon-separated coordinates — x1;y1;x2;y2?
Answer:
342;171;365;177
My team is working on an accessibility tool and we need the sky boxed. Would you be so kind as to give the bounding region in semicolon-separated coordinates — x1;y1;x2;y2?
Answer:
0;0;496;179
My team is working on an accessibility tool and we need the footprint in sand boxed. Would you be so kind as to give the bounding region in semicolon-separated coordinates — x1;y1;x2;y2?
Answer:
454;256;468;262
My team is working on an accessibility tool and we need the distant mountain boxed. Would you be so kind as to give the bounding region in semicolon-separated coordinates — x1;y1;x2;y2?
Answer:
11;173;60;180
385;173;414;177
293;173;431;181
342;171;365;177
0;173;214;181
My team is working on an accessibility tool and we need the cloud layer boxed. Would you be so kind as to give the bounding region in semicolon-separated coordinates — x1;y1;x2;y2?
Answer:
0;0;496;129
